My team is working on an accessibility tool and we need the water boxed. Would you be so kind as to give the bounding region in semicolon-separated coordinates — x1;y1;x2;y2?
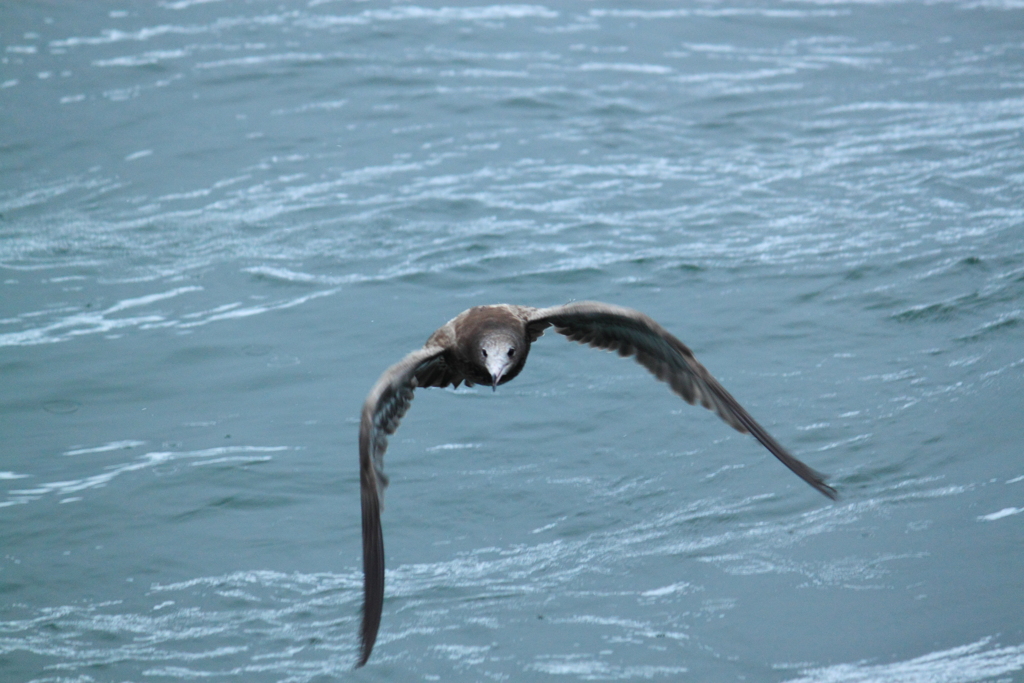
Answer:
2;1;1023;680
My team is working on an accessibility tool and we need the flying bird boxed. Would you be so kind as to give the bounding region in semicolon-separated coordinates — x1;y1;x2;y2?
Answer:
357;301;837;666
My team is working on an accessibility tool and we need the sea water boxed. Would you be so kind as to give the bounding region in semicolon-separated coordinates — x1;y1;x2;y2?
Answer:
1;1;1023;681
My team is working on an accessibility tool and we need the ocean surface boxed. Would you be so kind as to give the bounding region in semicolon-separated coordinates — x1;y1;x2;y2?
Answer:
2;1;1023;681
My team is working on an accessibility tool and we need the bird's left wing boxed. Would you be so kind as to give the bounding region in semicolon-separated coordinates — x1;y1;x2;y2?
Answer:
525;301;837;501
358;345;453;667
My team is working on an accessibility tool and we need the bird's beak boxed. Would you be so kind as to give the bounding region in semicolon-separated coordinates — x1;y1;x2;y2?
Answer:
481;350;509;393
485;356;508;391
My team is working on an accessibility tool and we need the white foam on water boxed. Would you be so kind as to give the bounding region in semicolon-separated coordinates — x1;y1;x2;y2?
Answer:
781;637;1024;683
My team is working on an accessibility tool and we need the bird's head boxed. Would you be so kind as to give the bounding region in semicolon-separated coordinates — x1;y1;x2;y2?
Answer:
479;332;518;390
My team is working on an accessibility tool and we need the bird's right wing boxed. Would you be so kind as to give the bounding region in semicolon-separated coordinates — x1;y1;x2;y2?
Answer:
526;301;837;501
358;345;453;668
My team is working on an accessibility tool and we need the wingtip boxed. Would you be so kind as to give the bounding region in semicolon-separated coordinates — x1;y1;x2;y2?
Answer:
355;642;371;669
356;600;374;666
359;486;385;668
356;599;380;668
810;472;839;501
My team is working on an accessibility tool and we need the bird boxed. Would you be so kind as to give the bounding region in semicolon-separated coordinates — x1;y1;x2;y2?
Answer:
356;301;837;666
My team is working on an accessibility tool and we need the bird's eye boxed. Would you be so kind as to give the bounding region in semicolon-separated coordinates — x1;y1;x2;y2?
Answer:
481;349;488;358
507;348;515;358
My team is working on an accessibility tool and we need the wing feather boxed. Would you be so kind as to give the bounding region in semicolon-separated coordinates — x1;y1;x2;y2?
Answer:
527;301;837;501
357;346;453;668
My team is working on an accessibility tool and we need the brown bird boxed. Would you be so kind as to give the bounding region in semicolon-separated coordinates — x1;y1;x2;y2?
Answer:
357;301;837;666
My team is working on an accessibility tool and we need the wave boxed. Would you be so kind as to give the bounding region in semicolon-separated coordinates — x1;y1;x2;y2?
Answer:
782;637;1024;683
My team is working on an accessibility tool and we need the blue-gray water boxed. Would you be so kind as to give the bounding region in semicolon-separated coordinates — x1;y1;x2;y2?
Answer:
2;1;1023;681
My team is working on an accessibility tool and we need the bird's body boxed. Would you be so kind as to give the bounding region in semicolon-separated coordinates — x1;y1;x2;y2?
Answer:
356;301;837;667
424;304;533;389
